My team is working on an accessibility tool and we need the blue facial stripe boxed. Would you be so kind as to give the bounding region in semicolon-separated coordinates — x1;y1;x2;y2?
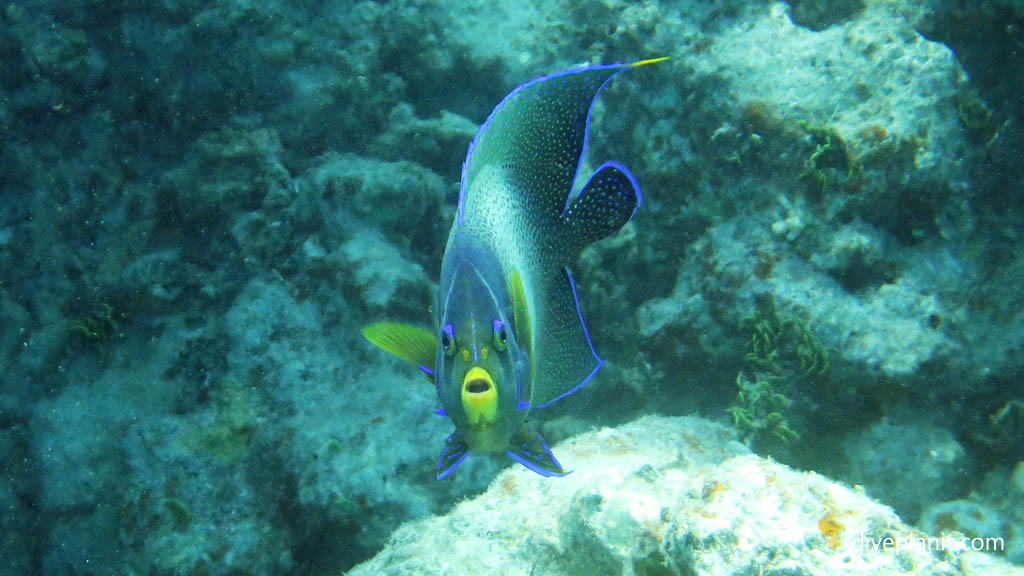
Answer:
462;263;508;364
535;266;603;408
515;366;522;402
441;266;459;327
515;366;529;411
471;317;479;362
470;264;505;316
419;365;434;376
438;263;463;406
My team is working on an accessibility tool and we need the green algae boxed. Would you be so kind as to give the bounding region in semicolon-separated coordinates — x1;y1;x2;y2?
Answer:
728;310;831;446
728;374;799;444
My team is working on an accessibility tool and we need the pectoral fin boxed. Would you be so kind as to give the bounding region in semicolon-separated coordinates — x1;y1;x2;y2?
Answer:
362;322;436;381
507;424;570;477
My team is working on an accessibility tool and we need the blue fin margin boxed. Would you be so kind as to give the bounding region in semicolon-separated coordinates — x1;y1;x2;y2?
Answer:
458;59;662;227
507;427;570;477
562;160;642;250
534;266;604;409
437;430;471;479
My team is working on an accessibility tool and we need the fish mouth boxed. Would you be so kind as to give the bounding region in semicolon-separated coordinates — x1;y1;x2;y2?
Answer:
463;366;494;393
466;378;492;394
462;367;498;427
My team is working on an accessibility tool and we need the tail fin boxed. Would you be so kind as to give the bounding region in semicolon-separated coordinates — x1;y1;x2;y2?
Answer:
562;161;641;253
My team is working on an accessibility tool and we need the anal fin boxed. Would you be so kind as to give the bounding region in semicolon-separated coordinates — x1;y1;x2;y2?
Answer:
531;266;602;408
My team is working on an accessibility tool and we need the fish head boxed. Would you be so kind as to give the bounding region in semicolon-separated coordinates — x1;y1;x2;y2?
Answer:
437;251;528;452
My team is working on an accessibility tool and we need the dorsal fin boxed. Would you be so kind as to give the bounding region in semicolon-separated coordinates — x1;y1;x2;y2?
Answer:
458;58;666;227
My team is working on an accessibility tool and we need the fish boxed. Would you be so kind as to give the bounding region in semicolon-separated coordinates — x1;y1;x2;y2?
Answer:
363;57;666;478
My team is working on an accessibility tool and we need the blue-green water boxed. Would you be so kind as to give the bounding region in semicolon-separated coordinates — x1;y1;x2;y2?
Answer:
1;1;1022;574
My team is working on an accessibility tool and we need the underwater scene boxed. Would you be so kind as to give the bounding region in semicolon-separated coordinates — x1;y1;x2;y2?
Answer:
2;0;1024;574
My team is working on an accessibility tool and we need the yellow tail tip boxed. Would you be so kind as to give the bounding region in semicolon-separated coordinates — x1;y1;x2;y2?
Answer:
628;56;670;68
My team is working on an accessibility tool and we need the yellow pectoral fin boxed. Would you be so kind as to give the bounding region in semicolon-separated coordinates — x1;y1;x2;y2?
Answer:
362;322;436;381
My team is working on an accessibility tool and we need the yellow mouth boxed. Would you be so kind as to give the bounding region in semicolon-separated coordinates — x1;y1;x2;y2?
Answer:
462;366;498;428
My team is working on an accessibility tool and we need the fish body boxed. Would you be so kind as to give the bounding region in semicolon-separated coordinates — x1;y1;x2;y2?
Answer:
364;58;665;478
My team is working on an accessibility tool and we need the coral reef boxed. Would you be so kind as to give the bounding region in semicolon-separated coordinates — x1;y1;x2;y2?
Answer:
844;419;971;523
349;415;1022;576
1;0;1023;572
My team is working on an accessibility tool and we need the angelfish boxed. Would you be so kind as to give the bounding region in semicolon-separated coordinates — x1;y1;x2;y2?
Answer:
363;58;666;478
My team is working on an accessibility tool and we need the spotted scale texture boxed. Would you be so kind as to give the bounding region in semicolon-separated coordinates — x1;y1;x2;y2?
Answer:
563;161;640;253
460;64;630;229
448;63;644;407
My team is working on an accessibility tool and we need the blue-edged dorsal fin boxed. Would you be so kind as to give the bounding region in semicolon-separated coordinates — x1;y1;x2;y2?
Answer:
507;423;570;477
459;58;665;226
562;161;641;253
437;430;471;479
361;322;436;381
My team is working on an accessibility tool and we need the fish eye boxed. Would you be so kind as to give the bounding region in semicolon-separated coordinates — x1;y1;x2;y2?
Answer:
492;319;508;351
442;324;456;356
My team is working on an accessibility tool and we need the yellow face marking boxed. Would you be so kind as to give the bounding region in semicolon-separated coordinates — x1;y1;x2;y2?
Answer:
481;346;489;361
462;366;498;428
461;348;470;363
